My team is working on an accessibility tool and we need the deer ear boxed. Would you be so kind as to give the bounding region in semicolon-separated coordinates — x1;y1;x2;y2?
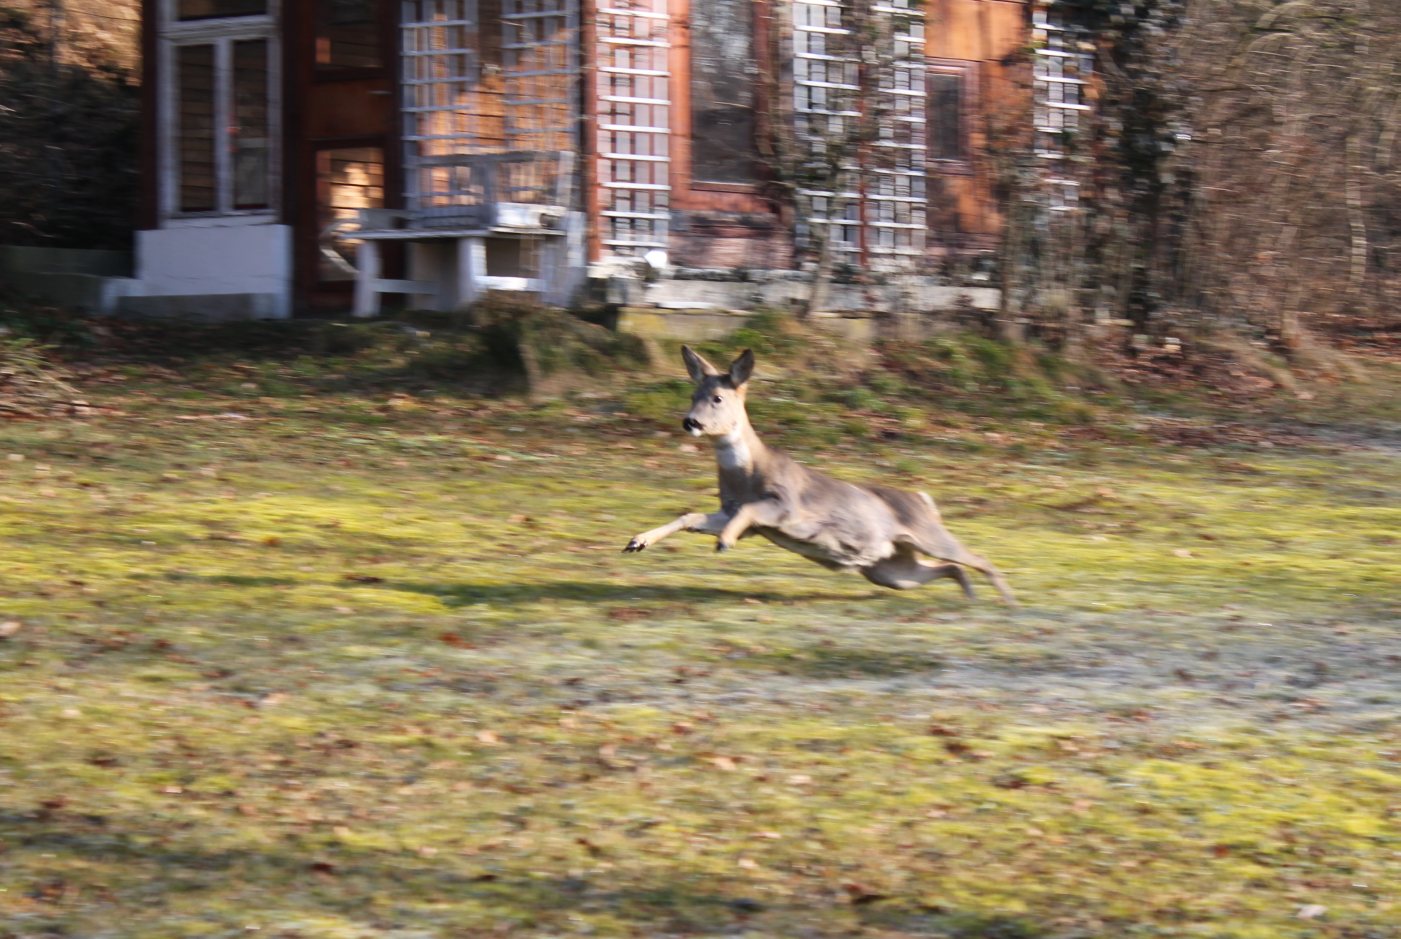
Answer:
728;349;755;388
681;345;719;383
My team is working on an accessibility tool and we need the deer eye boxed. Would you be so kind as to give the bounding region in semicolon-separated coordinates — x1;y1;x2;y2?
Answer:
712;395;723;404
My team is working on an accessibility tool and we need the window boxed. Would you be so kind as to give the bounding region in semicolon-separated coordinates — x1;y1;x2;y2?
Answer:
178;0;267;20
316;0;381;71
176;45;216;212
928;73;964;161
316;146;384;280
231;40;270;208
163;1;279;218
926;59;976;172
689;0;759;184
1031;7;1092;212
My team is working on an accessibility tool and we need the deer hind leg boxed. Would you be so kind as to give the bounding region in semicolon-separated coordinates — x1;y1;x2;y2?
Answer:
902;525;1017;606
862;548;975;597
624;511;728;553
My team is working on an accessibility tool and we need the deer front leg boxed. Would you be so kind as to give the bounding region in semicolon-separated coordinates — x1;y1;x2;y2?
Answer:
715;500;783;553
623;511;729;553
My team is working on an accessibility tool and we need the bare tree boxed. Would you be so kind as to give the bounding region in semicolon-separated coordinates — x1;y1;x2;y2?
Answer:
1180;0;1401;343
993;0;1401;353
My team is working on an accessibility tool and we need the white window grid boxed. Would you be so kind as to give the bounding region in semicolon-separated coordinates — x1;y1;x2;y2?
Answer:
158;0;280;223
792;0;862;260
1032;2;1093;213
501;0;579;154
791;0;927;269
401;0;487;220
867;3;926;268
595;0;671;256
401;0;581;226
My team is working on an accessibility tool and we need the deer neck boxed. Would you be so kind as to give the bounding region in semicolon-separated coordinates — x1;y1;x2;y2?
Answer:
713;420;766;476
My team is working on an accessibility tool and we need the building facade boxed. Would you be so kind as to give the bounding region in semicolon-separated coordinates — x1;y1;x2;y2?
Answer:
130;0;1066;317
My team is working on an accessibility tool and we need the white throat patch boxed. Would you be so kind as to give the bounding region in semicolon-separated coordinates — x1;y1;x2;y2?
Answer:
715;431;751;471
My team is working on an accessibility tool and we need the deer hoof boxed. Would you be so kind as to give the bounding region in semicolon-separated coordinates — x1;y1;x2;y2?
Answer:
715;541;731;553
623;538;646;553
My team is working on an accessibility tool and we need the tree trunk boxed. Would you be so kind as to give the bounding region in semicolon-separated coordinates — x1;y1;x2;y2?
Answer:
801;220;837;321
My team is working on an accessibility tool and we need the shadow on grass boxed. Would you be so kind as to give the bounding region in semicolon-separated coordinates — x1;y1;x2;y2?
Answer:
737;643;948;679
382;579;869;607
1;811;1049;937
162;573;299;588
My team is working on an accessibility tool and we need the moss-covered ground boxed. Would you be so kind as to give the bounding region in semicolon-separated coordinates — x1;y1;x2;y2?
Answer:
1;326;1397;938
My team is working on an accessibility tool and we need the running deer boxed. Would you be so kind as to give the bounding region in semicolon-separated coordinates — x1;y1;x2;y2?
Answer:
623;347;1016;604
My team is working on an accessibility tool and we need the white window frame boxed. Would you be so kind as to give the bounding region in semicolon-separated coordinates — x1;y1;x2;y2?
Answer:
158;0;281;225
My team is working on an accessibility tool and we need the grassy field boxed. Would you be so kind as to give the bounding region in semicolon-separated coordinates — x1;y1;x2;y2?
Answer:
1;326;1398;938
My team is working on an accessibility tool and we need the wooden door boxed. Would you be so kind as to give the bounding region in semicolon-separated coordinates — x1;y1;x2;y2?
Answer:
286;0;399;312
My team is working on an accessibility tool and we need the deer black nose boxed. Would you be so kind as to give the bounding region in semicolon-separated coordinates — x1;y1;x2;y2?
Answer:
682;417;701;433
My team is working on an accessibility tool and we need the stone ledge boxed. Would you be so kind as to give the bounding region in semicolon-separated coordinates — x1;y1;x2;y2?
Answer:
116;293;285;322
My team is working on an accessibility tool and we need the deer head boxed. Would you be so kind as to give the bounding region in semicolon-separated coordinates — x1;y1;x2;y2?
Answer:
680;346;755;439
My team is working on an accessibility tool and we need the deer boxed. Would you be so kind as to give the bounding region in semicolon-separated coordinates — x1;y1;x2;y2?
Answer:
623;346;1016;604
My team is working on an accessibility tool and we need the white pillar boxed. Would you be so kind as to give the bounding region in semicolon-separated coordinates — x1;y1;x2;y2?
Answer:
455;236;487;309
353;241;381;318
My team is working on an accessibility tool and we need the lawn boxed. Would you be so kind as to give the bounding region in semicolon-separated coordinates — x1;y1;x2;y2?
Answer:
1;330;1398;938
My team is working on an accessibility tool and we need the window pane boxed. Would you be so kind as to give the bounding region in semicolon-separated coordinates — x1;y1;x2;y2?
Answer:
232;39;270;209
928;72;965;162
316;147;385;281
690;0;758;183
177;44;216;212
177;0;267;20
316;0;382;70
